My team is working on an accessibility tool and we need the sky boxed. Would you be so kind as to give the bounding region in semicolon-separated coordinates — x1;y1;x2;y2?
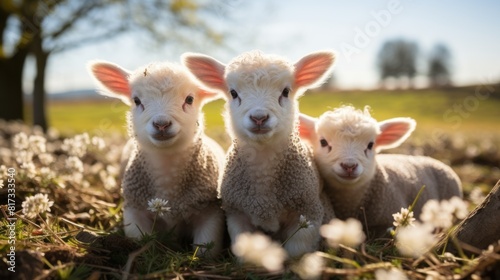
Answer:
24;0;500;94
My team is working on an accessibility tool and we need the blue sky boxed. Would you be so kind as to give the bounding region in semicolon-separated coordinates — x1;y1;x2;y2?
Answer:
28;0;500;93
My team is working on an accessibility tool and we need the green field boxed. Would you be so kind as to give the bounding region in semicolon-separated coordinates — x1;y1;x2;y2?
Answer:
48;87;500;147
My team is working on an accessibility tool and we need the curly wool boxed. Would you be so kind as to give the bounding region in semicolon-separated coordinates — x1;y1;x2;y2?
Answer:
318;106;379;139
220;133;327;229
122;137;220;221
225;50;293;91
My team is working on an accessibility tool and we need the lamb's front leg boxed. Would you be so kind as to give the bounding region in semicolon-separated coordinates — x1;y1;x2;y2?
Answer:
284;225;320;258
123;206;154;238
226;211;256;248
282;212;322;258
192;205;225;256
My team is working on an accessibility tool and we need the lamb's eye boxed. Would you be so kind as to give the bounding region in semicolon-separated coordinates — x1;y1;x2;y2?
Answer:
320;139;329;147
281;87;290;98
230;89;238;99
185;95;194;105
367;141;374;150
133;97;141;106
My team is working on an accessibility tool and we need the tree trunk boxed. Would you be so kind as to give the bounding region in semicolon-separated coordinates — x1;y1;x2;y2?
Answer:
0;8;27;122
0;57;27;121
32;33;49;132
441;180;500;256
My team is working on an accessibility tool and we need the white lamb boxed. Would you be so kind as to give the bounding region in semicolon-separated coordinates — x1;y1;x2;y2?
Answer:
182;50;336;257
299;105;463;237
88;60;225;255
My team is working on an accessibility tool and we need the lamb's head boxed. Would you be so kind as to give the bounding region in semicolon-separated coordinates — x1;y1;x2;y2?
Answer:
182;50;335;144
299;106;416;188
88;61;219;151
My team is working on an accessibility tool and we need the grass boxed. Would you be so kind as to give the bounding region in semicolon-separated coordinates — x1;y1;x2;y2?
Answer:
2;86;499;279
47;99;129;136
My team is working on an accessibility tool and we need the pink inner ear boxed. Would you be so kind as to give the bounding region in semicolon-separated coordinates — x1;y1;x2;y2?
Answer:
93;64;131;96
298;114;317;141
298;123;312;139
294;53;334;88
376;123;412;147
184;57;226;91
198;89;219;103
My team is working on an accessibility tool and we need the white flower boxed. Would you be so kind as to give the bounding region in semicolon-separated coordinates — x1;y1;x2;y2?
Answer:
12;132;29;151
420;199;453;229
299;215;314;229
320;218;365;248
28;135;46;154
0;180;4;189
99;170;117;189
38;153;54;166
62;133;90;157
232;232;287;272
375;268;408;280
469;187;485;205
21;162;37;179
76;133;91;145
396;222;436;258
39;167;55;178
66;156;84;173
448;196;468;220
293;252;324;280
421;197;468;230
91;136;106;150
22;193;54;218
147;198;171;216
15;150;34;165
12;133;46;155
106;165;119;176
392;207;415;228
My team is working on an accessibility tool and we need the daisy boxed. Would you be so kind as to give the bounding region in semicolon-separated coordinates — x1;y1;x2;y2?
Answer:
22;194;54;219
232;232;287;272
320;218;365;248
147;198;171;216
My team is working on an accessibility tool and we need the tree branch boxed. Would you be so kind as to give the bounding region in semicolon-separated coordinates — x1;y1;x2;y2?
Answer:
52;25;127;53
45;0;102;40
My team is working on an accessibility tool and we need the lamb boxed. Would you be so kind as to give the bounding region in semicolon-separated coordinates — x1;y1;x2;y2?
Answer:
88;60;225;255
182;50;336;257
299;105;463;238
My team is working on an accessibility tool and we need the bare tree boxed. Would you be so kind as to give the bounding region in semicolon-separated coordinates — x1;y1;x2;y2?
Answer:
428;43;452;87
1;0;232;131
377;39;419;89
30;0;126;131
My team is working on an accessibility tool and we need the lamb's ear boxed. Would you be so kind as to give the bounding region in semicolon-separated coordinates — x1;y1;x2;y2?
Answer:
182;53;228;94
88;61;132;106
375;118;416;152
293;51;336;90
298;113;318;144
197;89;221;105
